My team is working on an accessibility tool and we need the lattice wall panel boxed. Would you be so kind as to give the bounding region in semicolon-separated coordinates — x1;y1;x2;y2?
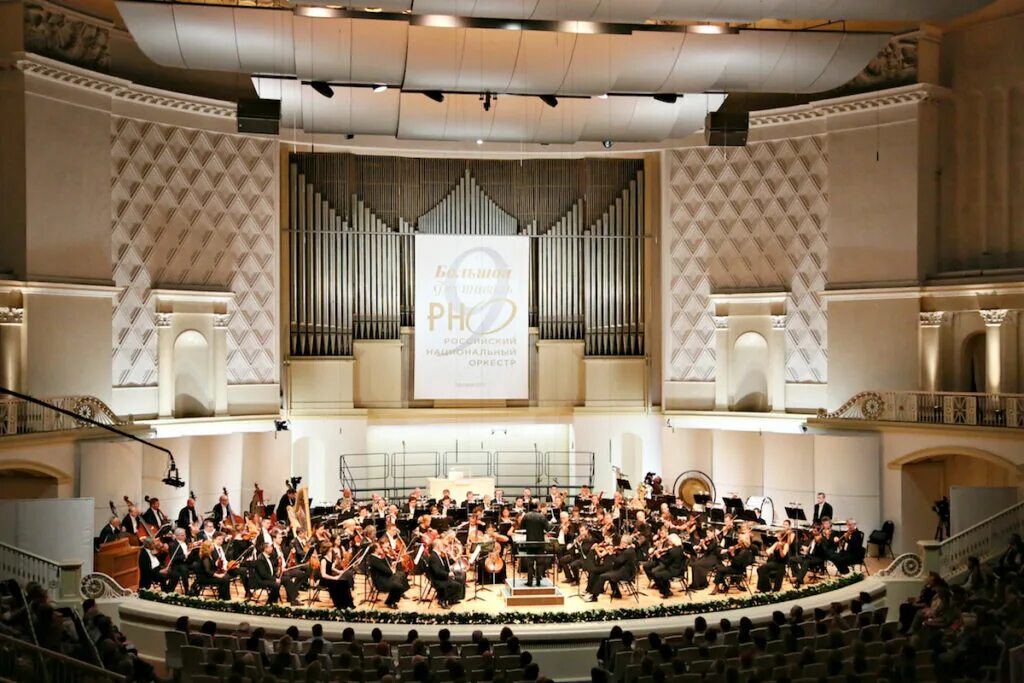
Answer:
667;137;829;383
111;117;278;386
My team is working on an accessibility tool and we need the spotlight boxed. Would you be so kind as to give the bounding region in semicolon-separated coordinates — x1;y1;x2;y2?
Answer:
597;93;609;99
481;92;492;112
345;133;355;140
274;419;291;432
423;90;445;103
372;83;388;93
476;138;484;145
602;139;614;149
162;463;185;489
653;93;678;104
539;94;558;108
310;81;334;99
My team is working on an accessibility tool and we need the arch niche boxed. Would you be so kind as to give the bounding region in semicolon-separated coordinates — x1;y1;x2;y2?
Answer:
173;330;213;418
0;460;71;499
730;331;769;412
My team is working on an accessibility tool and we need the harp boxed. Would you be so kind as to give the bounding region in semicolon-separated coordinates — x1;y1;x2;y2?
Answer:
288;486;312;537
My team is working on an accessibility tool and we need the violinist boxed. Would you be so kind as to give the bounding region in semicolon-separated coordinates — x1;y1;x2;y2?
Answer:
756;526;791;592
688;526;720;590
212;494;232;529
642;526;671;580
710;533;753;595
318;541;354;609
382;522;405;559
411;514;434;543
138;538;163;590
651;534;687;599
195;540;231;599
585;534;636;601
212;531;250;598
254;517;274;549
163;528;192;593
834;519;863;574
198;520;217;542
176;495;200;541
367;542;409;609
791;527;828;587
252;543;300;606
562;525;595;585
426;537;464;608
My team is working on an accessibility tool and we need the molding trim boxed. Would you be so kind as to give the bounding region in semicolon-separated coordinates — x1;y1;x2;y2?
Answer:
918;311;948;327
11;53;237;119
712;315;729;330
708;290;789;305
749;83;950;128
0;307;24;325
0;279;121;299
823;280;1024;303
770;315;787;330
149;288;235;305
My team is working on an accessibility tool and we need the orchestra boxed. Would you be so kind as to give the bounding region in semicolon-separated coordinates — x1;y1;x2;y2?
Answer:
98;475;862;612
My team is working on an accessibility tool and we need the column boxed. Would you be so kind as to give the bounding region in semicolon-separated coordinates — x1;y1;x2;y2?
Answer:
213;314;230;416
0;306;24;392
980;309;1016;394
918;312;946;392
155;312;174;418
769;314;787;412
713;315;729;411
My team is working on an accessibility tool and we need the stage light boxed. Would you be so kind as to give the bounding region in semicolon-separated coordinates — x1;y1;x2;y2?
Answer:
602;139;614;149
482;92;492;112
539;94;558;108
345;134;355;140
476;138;484;145
372;83;388;93
274;419;291;432
653;93;678;104
162;463;185;488
310;81;334;99
423;90;445;103
597;93;609;99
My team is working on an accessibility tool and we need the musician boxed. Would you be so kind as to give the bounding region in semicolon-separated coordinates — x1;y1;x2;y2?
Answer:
426;539;464;608
494;488;507;507
834;519;863;574
575;485;592;509
254;517;275;549
176;496;200;540
98;516;121;546
562;525;595;584
336;487;355;512
520;503;553;587
142;498;168;530
585;534;637;601
547;485;560;503
404;496;419;519
651;534;687;599
122;505;142;536
288;528;315;584
688;526;720;590
138;539;163;590
252;543;300;605
194;540;231;599
212;494;232;529
276;488;297;524
318;541;354;609
198;520;217;542
813;492;833;524
354;505;371;527
462;491;477;509
710;534;753;594
162;528;192;593
521;488;532;503
367;542;409;608
791;527;828;587
211;531;250;597
649;475;664;497
642;526;671;580
756;528;790;592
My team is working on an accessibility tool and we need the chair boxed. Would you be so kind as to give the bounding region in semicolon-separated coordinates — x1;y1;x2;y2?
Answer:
214;635;238;650
614;572;642;604
165;630;188;672
180;646;207;679
867;521;895;558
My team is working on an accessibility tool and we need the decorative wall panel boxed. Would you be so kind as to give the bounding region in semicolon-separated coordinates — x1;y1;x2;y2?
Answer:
111;117;278;387
667;137;829;383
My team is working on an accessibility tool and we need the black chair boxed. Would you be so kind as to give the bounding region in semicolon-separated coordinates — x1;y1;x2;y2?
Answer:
867;521;895;559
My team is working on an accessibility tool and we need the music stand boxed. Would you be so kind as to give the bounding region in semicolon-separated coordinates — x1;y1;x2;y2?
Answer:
722;496;744;516
465;545;486;602
786;506;808;529
616;476;632;494
693;493;712;509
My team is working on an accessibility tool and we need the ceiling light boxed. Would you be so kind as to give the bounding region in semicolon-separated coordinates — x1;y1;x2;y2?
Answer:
482;92;493;112
310;81;334;99
688;24;735;35
476;139;484;145
363;6;382;11
539;94;558;108
423;90;445;103
602;140;614;149
372;84;388;93
597;93;609;99
653;93;678;104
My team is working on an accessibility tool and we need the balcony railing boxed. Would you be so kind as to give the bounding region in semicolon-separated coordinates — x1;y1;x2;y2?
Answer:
817;390;1024;429
0;394;128;436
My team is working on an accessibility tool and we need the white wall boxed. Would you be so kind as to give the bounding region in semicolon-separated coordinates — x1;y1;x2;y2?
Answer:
0;498;95;573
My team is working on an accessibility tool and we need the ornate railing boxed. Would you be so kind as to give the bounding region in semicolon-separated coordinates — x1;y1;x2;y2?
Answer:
879;501;1024;580
0;630;125;682
0;542;83;607
0;394;128;436
817;390;1024;428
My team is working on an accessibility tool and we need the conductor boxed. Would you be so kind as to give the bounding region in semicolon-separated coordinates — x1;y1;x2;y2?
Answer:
520;501;553;587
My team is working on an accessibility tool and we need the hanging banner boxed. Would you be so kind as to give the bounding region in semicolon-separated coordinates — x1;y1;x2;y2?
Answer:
414;235;529;399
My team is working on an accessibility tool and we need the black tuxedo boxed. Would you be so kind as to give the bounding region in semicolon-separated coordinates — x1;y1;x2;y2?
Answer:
713;547;753;589
588;547;637;596
142;508;168;530
519;511;552;584
426;551;464;605
652;546;687;596
834;529;864;573
177;506;200;537
122;514;141;536
276;494;294;524
212;504;232;528
138;548;163;590
813;501;833;524
367;554;408;606
252;553;298;604
97;524;120;547
163;541;191;592
791;536;829;584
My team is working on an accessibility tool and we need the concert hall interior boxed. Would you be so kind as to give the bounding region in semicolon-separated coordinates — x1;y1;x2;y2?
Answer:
2;0;1024;681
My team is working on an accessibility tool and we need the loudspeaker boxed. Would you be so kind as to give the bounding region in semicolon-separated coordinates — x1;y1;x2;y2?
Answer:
237;99;280;135
704;111;749;147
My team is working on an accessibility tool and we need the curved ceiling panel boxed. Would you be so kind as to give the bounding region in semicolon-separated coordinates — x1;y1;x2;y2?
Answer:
505;31;579;94
173;6;241;71
404;26;522;93
610;32;685;92
292;16;408;84
233;10;296;75
116;2;186;68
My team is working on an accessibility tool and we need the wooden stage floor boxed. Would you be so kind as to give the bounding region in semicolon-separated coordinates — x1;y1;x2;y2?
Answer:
208;557;886;616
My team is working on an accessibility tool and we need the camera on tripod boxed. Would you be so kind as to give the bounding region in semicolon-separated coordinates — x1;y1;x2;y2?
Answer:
933;496;951;540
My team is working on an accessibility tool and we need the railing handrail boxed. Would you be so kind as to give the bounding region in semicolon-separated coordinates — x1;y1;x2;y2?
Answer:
941;500;1024;547
0;542;61;569
0;631;126;681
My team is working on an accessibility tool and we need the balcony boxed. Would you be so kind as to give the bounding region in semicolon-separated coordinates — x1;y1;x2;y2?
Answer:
0;394;128;437
816;391;1024;429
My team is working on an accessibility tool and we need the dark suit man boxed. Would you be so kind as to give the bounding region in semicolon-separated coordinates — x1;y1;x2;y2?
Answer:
276;489;297;526
252;545;299;604
162;529;192;593
791;529;828;586
97;517;121;547
652;535;687;598
176;498;200;540
212;496;233;529
367;544;409;608
122;508;141;536
426;543;464;607
813;493;833;524
142;499;169;530
520;505;553;586
586;535;637;600
834;520;864;574
138;541;163;590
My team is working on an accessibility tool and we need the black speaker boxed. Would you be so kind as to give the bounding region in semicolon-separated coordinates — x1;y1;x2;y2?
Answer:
237;99;280;135
704;111;749;147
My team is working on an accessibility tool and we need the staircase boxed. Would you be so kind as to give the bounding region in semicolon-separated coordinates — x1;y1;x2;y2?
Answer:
0;541;83;607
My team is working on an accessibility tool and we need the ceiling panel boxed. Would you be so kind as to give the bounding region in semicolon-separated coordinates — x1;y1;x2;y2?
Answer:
806;32;892;91
293;16;408;84
505;31;579;94
234;9;296;75
611;32;685;92
173;5;241;71
404;26;522;93
116;2;186;68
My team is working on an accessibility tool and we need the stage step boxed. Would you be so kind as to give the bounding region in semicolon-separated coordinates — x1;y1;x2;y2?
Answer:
503;578;565;607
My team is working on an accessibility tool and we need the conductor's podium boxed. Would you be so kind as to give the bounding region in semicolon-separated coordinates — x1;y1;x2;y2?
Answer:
502;578;564;607
95;537;140;591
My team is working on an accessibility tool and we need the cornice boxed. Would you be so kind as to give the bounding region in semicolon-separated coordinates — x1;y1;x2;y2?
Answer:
12;53;236;119
0;279;122;299
822;280;1024;302
749;83;951;128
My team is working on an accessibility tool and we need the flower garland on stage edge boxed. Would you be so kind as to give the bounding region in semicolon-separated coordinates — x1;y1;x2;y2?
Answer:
138;574;863;626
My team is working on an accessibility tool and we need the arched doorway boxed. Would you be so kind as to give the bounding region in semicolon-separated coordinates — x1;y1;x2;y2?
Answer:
961;333;987;392
730;332;769;412
173;330;213;418
0;461;69;499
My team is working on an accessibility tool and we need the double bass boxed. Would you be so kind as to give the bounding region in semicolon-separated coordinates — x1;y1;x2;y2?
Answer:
220;486;246;535
123;495;161;543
